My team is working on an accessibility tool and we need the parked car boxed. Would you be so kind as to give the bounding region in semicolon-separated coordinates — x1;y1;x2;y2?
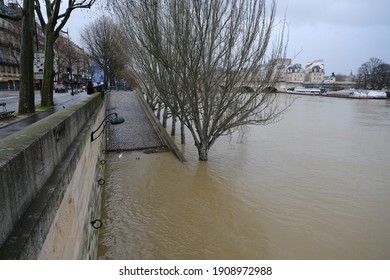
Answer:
54;83;67;93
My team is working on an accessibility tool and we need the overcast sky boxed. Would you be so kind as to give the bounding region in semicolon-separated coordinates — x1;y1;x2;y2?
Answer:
65;0;390;75
276;0;390;74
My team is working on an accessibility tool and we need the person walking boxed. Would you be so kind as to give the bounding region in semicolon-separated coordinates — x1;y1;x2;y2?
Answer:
87;81;93;95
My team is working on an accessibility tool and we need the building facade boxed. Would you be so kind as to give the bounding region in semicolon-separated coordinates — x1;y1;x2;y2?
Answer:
282;63;305;83
53;34;90;91
0;0;21;90
1;0;87;91
279;59;325;84
304;59;325;83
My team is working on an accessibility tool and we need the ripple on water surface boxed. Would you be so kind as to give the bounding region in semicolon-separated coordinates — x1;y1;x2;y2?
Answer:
98;97;390;259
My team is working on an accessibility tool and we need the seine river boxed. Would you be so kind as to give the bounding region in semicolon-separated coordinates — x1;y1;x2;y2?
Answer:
97;95;390;259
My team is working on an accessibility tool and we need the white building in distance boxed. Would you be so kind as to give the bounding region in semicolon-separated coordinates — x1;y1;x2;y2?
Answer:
281;59;325;84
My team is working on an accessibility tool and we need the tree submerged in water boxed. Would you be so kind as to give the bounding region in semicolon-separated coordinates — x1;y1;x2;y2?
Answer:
111;0;292;161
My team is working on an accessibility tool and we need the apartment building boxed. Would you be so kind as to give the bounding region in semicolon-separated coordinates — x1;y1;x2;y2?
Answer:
305;59;325;83
282;63;305;83
1;0;87;91
280;59;325;84
0;0;21;90
54;34;90;88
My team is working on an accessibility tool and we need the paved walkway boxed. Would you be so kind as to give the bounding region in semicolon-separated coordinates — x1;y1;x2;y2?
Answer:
106;91;167;152
1;90;168;153
0;91;89;139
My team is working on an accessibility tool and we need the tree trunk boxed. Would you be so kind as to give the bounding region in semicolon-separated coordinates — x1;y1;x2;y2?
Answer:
180;121;185;144
171;114;176;136
104;67;109;90
18;0;35;114
41;30;56;107
196;142;209;161
156;102;162;120
162;106;168;128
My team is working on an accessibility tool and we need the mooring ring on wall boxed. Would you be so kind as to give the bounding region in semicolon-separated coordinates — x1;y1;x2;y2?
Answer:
91;219;103;229
100;159;106;165
98;179;105;185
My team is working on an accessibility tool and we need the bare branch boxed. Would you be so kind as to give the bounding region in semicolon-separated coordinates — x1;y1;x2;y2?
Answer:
35;0;97;106
80;16;127;86
114;0;291;160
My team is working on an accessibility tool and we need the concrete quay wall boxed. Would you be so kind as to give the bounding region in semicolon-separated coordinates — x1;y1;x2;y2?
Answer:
0;93;106;259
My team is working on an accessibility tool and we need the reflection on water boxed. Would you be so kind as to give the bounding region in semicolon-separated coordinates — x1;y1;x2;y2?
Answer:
98;96;390;259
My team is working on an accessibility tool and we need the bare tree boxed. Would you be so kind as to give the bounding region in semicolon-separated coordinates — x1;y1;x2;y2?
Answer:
335;74;347;82
111;0;290;161
357;58;390;90
34;0;96;106
116;69;139;89
80;16;127;88
371;63;390;90
357;62;370;89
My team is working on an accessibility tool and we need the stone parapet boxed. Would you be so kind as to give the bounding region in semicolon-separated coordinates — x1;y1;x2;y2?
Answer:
0;93;105;259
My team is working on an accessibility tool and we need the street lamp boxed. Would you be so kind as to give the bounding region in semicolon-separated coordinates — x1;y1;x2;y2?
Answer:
90;113;125;142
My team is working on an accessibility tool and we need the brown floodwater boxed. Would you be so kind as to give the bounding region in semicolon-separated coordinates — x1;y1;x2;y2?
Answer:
97;95;390;259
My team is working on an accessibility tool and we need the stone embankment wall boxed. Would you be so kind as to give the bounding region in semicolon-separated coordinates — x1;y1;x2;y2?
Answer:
0;93;106;259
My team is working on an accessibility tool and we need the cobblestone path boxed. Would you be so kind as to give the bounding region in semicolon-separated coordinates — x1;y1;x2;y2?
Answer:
106;91;167;152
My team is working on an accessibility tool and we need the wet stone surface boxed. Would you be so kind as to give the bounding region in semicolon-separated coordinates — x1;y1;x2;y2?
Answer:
106;91;166;152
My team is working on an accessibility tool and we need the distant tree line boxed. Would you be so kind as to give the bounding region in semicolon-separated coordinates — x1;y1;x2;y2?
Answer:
356;58;390;90
80;16;136;89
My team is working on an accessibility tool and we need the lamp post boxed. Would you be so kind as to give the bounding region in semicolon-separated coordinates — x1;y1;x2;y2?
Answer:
90;113;125;142
74;60;78;93
68;40;74;96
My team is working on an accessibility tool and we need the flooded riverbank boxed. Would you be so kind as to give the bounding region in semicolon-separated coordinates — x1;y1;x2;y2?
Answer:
98;96;390;259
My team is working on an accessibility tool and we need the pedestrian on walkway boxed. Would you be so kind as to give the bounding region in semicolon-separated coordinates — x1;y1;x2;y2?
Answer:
87;81;94;95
